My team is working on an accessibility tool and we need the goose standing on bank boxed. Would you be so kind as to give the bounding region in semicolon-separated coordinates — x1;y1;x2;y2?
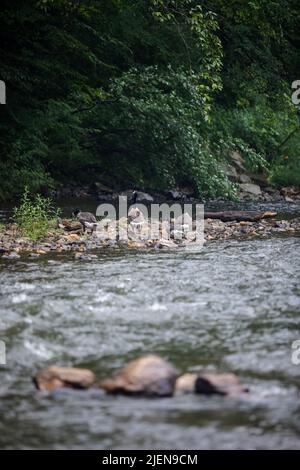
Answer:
72;209;98;234
128;207;145;233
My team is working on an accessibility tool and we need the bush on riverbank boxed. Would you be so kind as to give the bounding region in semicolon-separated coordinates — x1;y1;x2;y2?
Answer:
13;188;60;240
269;128;300;187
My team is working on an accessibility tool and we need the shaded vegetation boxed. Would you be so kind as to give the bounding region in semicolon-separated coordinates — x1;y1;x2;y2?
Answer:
13;188;60;239
0;0;299;201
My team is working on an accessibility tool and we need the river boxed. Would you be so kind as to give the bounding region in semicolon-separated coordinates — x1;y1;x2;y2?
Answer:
0;226;299;449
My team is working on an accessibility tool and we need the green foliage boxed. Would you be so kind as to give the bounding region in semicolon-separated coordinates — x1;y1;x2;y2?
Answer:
269;162;300;188
269;129;300;187
13;188;60;240
208;98;300;179
0;0;299;201
82;66;234;198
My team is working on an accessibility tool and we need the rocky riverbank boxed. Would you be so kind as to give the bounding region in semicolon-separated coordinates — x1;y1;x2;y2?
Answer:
40;150;300;206
1;213;300;260
44;181;300;205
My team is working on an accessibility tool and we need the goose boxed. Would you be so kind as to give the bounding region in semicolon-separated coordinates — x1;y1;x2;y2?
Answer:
128;207;145;233
72;209;98;234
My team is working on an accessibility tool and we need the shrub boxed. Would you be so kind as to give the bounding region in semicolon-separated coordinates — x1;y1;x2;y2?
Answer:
13;188;60;240
85;66;235;199
268;127;300;187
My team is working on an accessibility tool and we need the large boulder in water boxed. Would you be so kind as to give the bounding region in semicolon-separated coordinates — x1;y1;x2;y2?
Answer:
99;355;178;397
33;366;96;391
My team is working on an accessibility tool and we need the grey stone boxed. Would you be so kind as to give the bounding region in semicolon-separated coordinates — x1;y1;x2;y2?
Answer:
239;183;262;196
135;191;154;203
2;252;20;260
239;174;252;184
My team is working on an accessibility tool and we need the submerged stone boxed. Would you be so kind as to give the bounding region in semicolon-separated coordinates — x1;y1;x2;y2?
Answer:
2;252;20;260
154;238;177;249
74;252;97;261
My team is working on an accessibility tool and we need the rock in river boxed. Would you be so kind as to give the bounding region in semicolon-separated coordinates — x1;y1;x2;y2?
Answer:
99;355;178;397
175;372;248;396
154;238;177;249
33;366;96;391
175;373;198;394
74;252;98;261
195;373;248;396
2;252;20;260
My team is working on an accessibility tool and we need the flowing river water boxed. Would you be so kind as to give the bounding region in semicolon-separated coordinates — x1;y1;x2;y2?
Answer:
0;201;300;449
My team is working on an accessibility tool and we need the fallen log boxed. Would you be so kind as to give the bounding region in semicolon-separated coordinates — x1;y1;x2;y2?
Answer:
204;210;277;222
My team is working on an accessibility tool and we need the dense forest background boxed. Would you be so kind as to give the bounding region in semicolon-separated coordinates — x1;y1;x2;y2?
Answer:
0;0;299;201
